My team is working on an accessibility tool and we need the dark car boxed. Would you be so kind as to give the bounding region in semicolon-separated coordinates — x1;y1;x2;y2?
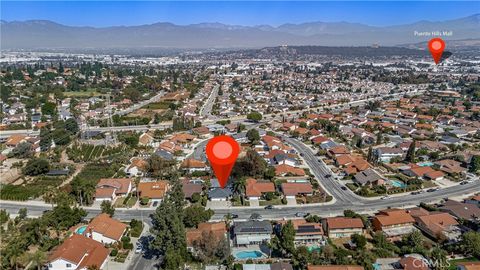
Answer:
325;174;332;178
427;188;438;192
264;205;274;210
460;181;468;185
341;186;348;191
228;213;239;219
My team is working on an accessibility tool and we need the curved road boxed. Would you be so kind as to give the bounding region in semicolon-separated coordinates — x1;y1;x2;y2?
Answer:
0;135;478;222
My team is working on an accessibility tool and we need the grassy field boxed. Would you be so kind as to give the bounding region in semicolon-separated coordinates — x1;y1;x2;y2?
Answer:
63;89;101;97
142;101;172;110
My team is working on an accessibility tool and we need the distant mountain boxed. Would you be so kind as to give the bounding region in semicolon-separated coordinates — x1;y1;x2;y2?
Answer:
1;14;479;49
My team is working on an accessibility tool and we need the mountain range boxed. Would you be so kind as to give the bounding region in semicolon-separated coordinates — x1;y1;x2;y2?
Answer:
1;14;479;49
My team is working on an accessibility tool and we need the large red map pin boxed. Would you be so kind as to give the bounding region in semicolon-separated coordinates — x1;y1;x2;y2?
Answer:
206;135;240;189
428;38;445;65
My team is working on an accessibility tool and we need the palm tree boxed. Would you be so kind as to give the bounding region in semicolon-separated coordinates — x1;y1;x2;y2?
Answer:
31;250;47;270
233;178;246;195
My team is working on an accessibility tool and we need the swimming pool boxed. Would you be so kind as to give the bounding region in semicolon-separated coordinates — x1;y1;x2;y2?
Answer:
234;250;264;260
390;180;407;188
417;161;434;167
75;225;87;235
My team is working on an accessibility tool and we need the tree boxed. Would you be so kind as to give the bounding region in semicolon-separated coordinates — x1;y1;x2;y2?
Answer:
232;178;246;195
30;250;47;270
430;246;447;270
246;129;260;144
41;102;57;116
351;233;367;249
150;181;187;268
469;155;480;173
246;111;262;122
100;201;115;217
39;128;52;151
192;231;229;263
461;231;480;258
23;158;50;176
232;149;267;178
279;220;296;256
65;118;79;135
405;140;416;162
183;205;214;228
52;129;71;145
10;142;33;159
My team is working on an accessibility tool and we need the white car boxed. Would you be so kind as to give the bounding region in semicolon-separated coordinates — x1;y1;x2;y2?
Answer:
381;196;390;200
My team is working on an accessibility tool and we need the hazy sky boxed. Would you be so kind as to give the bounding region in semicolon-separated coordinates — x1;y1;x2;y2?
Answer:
1;1;479;27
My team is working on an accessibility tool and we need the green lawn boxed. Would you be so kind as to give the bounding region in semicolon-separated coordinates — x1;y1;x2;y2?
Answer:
259;198;284;206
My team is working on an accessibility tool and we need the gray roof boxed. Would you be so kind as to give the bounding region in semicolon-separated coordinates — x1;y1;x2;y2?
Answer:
354;168;384;185
233;220;272;235
320;140;338;150
208;187;232;199
270;263;293;270
154;150;174;160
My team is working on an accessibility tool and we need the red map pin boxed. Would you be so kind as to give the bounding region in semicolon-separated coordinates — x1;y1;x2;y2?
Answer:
206;135;240;188
428;38;446;64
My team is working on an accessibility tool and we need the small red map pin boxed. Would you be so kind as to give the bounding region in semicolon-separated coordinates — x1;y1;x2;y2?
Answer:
428;38;446;65
206;135;240;188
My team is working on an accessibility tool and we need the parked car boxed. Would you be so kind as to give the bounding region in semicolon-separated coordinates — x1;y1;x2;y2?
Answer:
228;213;239;219
460;181;468;185
135;245;143;254
427;188;439;192
295;212;309;217
264;205;274;210
381;196;390;200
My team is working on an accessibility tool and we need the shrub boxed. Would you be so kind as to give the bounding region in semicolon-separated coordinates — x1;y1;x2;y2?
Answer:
110;249;118;256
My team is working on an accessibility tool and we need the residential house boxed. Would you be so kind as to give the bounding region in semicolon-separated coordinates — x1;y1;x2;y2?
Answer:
137;181;170;203
124;157;148;177
47;234;109;270
439;200;480;222
233;220;272;246
414;212;461;242
283;219;325;247
245;178;275;200
94;178;132;202
353;168;385;187
374;147;404;163
324;217;364;239
434;159;467;176
181;158;207;173
139;132;156;147
456;262;480;270
182;179;204;200
275;164;305;177
242;263;293;270
465;195;480;207
372;209;417;239
281;182;313;199
84;213;128;244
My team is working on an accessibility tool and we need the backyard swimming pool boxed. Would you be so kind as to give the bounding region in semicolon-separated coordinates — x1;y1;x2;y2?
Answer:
390;180;407;188
75;225;87;235
234;250;264;260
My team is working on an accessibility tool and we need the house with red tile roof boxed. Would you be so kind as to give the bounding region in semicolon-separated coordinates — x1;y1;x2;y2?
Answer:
47;234;109;270
281;182;313;198
84;213;128;244
245;178;275;200
94;178;133;202
372;209;416;239
280;219;325;247
138;181;170;203
414;212;461;242
181;158;207;173
324;217;364;239
275;164;305;177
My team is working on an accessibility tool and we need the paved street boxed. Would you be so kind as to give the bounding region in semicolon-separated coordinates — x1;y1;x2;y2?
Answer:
199;84;219;118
